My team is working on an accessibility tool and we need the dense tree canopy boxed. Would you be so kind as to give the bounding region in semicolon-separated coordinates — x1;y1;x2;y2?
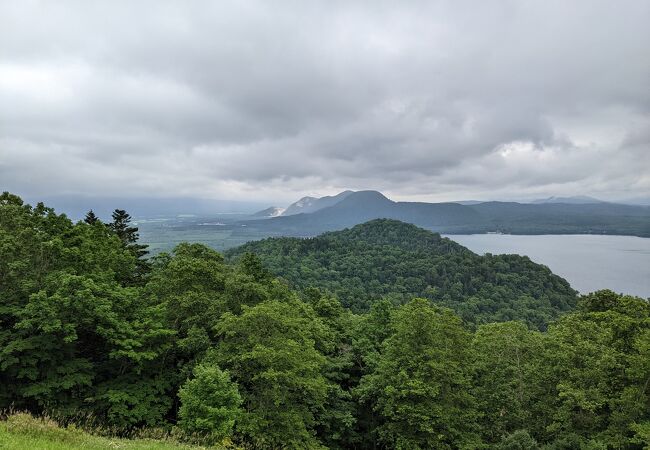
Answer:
228;219;578;329
1;194;648;449
358;298;478;449
212;297;331;448
471;321;543;442
0;192;172;426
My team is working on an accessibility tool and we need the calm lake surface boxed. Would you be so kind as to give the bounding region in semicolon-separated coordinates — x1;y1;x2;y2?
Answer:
445;234;650;298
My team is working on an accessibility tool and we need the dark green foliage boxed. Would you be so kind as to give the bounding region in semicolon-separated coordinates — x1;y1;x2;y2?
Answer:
471;322;543;442
145;243;230;362
178;363;242;443
309;294;358;449
228;219;577;329
0;192;173;426
213;297;331;449
496;430;539;450
348;298;397;448
109;208;150;281
358;298;478;449
84;210;98;225
142;243;292;425
533;290;650;448
2;194;648;449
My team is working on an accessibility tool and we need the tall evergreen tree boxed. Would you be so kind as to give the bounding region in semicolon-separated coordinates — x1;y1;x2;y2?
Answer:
110;209;139;247
84;209;99;225
110;209;149;280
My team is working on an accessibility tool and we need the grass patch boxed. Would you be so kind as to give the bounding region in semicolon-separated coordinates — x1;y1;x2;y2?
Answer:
0;413;230;450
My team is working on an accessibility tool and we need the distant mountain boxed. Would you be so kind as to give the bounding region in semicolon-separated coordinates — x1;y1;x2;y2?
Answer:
620;197;650;206
252;206;286;218
531;196;605;205
241;190;482;234
281;196;318;215
465;201;650;236
238;190;650;237
282;190;353;216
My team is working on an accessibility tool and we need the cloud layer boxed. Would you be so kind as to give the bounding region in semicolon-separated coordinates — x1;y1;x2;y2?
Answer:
1;0;649;203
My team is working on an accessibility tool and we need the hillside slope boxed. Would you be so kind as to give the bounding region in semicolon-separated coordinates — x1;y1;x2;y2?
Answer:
282;190;354;215
228;219;577;329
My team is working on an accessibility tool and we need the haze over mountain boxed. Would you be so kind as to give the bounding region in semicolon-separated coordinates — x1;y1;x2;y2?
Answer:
23;195;267;221
281;190;354;216
531;196;606;205
622;197;650;206
256;190;355;217
251;206;286;218
243;190;650;237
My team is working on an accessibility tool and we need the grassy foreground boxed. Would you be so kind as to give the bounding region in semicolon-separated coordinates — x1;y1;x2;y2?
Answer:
0;413;226;450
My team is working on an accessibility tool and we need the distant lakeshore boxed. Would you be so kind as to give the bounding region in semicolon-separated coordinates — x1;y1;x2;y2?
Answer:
447;233;650;299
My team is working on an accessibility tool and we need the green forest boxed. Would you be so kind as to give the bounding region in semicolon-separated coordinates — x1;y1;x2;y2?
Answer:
1;192;649;449
228;219;577;329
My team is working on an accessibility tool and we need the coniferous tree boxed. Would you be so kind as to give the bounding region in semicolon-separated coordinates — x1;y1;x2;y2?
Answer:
110;208;150;280
84;209;99;225
110;209;139;247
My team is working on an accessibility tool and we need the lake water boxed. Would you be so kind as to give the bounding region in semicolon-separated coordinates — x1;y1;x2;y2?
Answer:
445;234;650;298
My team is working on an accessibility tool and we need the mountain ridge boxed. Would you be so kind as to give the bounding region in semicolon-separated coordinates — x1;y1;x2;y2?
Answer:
531;195;606;205
241;190;650;237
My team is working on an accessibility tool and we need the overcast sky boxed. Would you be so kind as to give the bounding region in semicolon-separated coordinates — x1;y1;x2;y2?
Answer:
1;0;649;204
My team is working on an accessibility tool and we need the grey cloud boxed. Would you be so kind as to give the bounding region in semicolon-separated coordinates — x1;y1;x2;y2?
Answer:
0;0;648;203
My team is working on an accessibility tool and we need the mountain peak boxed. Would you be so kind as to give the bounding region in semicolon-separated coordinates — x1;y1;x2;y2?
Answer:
282;190;355;216
339;190;392;205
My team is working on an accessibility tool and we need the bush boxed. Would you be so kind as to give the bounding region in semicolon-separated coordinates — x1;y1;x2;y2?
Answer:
497;430;539;450
177;364;242;443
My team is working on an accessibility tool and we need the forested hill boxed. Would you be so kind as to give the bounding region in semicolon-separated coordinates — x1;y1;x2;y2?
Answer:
227;219;577;329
